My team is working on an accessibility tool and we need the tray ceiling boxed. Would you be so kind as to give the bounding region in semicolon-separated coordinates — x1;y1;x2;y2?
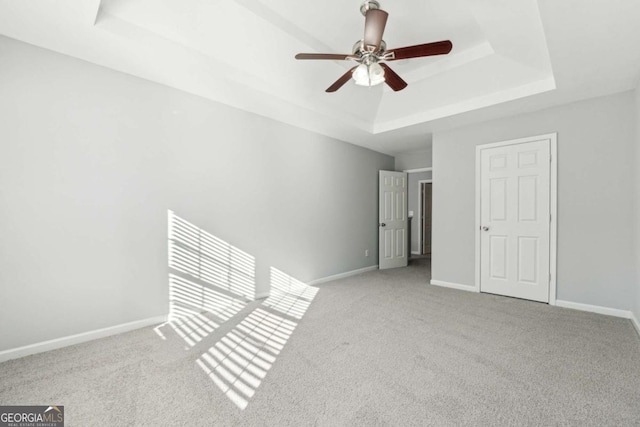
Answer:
0;0;639;154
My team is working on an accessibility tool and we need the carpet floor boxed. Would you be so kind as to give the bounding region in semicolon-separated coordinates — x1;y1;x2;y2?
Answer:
1;258;639;426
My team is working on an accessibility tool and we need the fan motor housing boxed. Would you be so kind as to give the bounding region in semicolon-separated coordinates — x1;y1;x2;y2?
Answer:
352;39;386;58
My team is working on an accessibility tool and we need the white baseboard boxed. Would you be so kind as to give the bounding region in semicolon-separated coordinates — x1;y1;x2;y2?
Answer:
430;280;479;293
411;251;421;255
555;301;640;339
308;265;379;286
631;312;640;339
0;315;168;364
555;300;632;319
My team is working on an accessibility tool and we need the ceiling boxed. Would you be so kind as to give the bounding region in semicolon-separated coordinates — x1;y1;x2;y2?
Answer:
0;0;639;155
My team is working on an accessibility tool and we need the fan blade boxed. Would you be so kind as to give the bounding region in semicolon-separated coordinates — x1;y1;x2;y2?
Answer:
386;40;453;61
326;66;357;93
380;64;407;91
295;53;355;60
363;9;388;51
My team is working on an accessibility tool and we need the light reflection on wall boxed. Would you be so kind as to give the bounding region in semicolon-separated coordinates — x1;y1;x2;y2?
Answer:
157;211;255;347
197;268;318;409
168;274;246;322
168;210;255;299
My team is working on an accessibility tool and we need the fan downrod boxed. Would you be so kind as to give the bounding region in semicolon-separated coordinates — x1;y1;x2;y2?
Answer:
360;0;380;16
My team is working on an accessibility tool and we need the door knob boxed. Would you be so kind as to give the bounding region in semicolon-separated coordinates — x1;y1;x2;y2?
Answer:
380;223;386;227
482;226;490;231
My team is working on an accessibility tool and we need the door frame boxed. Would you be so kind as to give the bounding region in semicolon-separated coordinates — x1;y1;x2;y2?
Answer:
417;179;432;255
474;133;558;304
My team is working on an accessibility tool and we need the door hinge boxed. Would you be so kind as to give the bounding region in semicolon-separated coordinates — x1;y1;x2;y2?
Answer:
549;213;552;222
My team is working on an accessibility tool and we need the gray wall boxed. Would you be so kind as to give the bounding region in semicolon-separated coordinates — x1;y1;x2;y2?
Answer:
0;36;393;351
395;147;432;171
432;91;636;311
408;171;432;254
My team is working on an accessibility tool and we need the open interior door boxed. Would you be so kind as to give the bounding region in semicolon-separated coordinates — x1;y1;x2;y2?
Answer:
379;171;408;270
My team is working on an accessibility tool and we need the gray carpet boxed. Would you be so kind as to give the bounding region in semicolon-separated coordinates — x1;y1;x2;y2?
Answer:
1;258;640;426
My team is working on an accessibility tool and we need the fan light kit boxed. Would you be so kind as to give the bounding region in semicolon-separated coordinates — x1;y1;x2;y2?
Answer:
295;0;453;93
353;62;385;86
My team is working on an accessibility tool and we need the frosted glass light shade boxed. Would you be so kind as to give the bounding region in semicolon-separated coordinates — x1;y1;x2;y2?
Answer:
353;64;369;86
368;62;385;86
353;62;385;87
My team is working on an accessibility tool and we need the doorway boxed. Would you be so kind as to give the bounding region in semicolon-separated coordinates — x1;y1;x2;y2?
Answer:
404;169;432;259
418;181;432;255
475;133;557;303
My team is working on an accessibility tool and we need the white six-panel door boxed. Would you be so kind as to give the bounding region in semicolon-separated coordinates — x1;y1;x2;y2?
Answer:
479;138;551;302
379;171;408;270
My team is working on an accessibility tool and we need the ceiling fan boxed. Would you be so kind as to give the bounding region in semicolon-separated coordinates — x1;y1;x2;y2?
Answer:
295;0;453;93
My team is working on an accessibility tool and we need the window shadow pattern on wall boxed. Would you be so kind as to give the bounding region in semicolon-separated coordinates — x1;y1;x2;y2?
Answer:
197;268;319;410
156;211;255;347
168;210;255;299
